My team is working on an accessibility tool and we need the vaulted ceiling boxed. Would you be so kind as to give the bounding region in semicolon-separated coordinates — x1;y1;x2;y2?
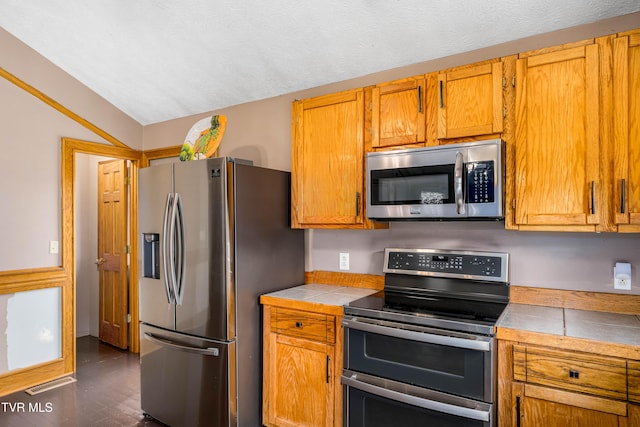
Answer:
2;1;639;125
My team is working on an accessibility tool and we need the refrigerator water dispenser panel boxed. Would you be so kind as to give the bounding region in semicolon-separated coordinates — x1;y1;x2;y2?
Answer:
143;233;160;279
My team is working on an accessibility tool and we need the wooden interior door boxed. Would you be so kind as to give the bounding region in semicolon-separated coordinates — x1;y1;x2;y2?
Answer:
97;159;129;349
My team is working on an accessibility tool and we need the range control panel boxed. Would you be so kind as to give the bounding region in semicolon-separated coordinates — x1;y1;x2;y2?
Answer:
384;248;509;283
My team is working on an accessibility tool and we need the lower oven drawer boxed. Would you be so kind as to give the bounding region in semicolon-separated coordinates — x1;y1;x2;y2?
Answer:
342;370;492;427
343;316;495;402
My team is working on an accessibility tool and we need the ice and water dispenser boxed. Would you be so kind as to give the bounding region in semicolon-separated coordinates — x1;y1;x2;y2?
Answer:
142;233;160;279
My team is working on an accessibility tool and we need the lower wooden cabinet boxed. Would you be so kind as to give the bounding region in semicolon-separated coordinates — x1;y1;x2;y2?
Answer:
263;305;341;427
499;340;640;427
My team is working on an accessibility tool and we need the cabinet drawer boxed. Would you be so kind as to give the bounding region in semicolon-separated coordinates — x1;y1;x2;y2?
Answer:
271;308;335;344
513;344;627;400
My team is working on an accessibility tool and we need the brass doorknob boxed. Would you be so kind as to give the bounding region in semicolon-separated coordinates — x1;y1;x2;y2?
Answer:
95;258;105;265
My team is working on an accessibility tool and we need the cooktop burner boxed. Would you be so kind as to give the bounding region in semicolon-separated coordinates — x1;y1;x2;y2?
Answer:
343;248;510;335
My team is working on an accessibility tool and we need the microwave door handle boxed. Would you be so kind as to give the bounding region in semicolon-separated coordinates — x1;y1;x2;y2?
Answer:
454;151;465;215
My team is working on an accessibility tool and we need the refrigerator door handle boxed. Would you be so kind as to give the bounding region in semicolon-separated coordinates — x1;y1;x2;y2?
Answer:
143;332;220;357
162;193;175;304
168;192;180;305
174;193;186;305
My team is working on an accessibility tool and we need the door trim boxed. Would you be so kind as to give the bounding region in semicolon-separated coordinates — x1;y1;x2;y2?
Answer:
62;138;142;361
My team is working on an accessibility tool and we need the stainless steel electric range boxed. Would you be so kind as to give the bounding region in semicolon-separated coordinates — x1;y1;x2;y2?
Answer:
342;248;509;427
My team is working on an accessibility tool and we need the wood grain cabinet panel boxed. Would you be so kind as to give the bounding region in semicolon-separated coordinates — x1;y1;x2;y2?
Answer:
263;305;339;427
437;60;504;139
613;29;640;232
513;344;627;400
371;76;426;148
291;89;365;229
500;340;639;427
514;42;602;229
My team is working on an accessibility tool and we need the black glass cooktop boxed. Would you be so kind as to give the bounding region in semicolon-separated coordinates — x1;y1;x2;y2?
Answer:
344;288;508;335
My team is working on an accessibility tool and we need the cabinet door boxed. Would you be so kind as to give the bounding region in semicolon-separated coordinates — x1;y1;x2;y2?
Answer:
514;384;625;427
292;89;364;228
514;43;601;228
371;76;426;148
267;333;335;427
613;30;640;229
437;61;503;139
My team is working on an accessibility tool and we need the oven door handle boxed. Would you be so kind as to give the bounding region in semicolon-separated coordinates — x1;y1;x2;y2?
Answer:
342;317;491;352
342;372;491;422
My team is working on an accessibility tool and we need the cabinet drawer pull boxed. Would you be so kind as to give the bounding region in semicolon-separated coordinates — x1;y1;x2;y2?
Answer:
417;85;422;113
439;80;444;108
295;321;303;328
569;369;580;379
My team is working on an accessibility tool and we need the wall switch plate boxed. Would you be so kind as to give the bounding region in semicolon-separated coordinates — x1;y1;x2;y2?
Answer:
614;262;631;290
339;252;350;271
49;240;59;255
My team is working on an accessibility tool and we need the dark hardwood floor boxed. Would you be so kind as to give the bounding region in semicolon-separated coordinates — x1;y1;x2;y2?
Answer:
1;336;166;427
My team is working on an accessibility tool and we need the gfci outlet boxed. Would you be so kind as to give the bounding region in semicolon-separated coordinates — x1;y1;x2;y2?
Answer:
614;262;631;290
339;252;350;271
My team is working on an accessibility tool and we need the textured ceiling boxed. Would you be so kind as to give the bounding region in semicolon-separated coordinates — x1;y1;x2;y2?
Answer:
1;1;639;125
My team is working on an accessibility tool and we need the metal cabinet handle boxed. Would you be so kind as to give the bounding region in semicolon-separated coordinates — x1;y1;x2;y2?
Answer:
417;85;422;113
439;80;444;108
516;395;521;427
621;179;626;214
355;192;361;217
590;181;596;215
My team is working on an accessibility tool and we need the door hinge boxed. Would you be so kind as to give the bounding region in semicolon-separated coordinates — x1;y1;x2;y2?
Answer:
502;76;507;89
512;199;516;209
512;75;516;87
126;313;131;323
125;245;130;254
126;176;131;186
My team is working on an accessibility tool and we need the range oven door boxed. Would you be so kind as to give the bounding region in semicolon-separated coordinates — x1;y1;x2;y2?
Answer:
343;370;492;427
342;316;496;403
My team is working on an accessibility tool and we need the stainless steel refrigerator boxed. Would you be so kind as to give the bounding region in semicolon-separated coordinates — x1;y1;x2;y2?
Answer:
138;157;304;427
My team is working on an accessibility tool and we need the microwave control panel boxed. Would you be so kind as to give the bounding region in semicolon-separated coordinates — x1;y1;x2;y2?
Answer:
466;161;495;204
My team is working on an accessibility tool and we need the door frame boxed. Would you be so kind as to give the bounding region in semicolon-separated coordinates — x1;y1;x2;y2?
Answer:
62;138;142;362
62;139;182;365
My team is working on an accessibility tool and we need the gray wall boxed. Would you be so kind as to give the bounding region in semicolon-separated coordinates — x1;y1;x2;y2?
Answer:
308;222;640;294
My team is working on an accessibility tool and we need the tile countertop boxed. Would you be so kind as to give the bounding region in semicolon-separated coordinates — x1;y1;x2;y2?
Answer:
497;303;640;356
260;284;379;316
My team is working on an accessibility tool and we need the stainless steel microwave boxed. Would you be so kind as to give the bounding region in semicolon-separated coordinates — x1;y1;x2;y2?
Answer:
366;139;504;220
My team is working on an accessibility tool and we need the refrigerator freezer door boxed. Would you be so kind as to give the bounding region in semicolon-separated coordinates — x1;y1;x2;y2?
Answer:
140;323;234;426
174;158;231;340
139;163;175;330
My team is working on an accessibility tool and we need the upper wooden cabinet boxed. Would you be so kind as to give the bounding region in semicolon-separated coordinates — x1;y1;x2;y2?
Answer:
613;30;640;232
513;40;603;230
437;60;504;139
370;76;426;148
292;89;381;229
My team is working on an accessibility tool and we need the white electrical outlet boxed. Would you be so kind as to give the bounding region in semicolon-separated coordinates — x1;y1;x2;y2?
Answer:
614;262;631;290
49;240;59;255
339;252;350;271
